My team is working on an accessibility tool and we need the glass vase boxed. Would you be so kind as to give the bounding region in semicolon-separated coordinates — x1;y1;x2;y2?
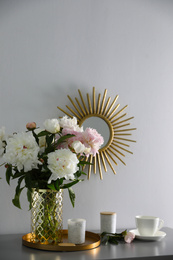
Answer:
30;189;63;244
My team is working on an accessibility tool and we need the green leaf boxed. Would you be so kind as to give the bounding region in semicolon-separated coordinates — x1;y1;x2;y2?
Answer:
54;178;64;190
56;134;75;145
74;170;86;178
121;230;127;236
100;232;109;237
79;161;92;166
101;233;119;245
5;165;13;185
108;236;119;245
12;171;25;179
68;187;75;207
27;189;32;210
47;182;56;191
37;130;50;137
25;173;32;191
101;235;109;245
12;176;25;209
12;187;24;209
62;179;80;189
46;134;54;147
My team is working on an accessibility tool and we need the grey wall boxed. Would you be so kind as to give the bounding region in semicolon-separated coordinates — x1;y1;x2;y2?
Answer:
0;0;173;234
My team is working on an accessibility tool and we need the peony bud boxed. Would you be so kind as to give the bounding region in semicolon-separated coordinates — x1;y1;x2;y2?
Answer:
26;122;36;130
124;232;135;243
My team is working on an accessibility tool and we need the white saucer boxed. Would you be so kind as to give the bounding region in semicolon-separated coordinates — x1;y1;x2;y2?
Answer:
129;229;166;241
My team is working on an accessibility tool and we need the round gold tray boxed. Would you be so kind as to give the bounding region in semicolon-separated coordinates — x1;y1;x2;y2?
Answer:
22;230;101;251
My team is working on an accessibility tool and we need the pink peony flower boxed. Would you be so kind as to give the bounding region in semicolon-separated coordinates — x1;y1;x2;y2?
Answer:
82;128;104;156
60;129;83;147
124;232;135;244
60;127;104;157
26;122;36;130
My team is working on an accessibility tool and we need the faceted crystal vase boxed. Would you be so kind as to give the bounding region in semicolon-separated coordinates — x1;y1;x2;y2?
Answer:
30;189;63;244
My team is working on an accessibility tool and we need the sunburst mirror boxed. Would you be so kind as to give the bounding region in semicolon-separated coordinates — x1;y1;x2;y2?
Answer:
57;87;136;180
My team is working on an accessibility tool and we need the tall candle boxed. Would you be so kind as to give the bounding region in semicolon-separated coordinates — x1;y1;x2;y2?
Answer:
68;218;86;244
100;212;116;233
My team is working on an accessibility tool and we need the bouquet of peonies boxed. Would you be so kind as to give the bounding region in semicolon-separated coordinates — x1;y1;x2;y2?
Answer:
0;116;104;209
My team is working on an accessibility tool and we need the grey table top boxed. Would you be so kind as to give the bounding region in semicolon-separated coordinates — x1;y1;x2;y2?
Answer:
0;227;173;260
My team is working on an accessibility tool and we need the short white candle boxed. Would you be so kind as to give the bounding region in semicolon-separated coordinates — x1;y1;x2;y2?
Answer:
68;218;86;244
100;212;116;233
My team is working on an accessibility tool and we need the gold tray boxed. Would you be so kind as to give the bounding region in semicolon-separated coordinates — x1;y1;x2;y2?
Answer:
22;230;101;251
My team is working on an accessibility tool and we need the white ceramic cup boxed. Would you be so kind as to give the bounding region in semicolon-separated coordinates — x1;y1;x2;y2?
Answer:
135;215;164;236
68;218;86;244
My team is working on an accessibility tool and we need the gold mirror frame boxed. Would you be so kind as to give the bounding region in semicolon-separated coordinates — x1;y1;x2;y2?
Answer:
57;87;136;180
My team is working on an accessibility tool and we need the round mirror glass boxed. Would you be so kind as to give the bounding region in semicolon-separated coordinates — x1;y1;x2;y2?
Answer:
82;116;110;149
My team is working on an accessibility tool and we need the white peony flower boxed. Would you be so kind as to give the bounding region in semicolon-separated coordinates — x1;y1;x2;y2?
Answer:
59;116;83;132
47;149;79;183
0;127;6;157
0;127;5;141
3;132;41;172
0;141;5;157
44;119;60;133
71;140;91;154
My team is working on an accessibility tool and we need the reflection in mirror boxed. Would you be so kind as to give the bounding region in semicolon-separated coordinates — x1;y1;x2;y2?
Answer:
82;117;110;149
57;87;136;180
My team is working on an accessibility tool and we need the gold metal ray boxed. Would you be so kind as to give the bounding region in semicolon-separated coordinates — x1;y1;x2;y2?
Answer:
107;104;120;119
88;155;93;180
94;156;96;174
112;140;130;147
100;89;107;114
96;94;101;114
78;89;89;114
103;151;117;174
111;113;127;124
110;105;128;121
108;147;126;165
93;87;96;114
75;97;86;116
109;144;125;157
100;151;107;172
114;133;132;136
103;97;111;115
113;123;130;129
66;105;81;120
97;153;103;180
106;148;120;166
87;93;92;114
113;116;134;126
57;106;73;118
57;87;136;179
111;142;133;154
113;128;137;133
67;95;83;117
105;95;119;117
114;137;136;142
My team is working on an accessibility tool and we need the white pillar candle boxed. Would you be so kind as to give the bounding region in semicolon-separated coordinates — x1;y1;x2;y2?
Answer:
68;218;86;244
100;212;116;233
